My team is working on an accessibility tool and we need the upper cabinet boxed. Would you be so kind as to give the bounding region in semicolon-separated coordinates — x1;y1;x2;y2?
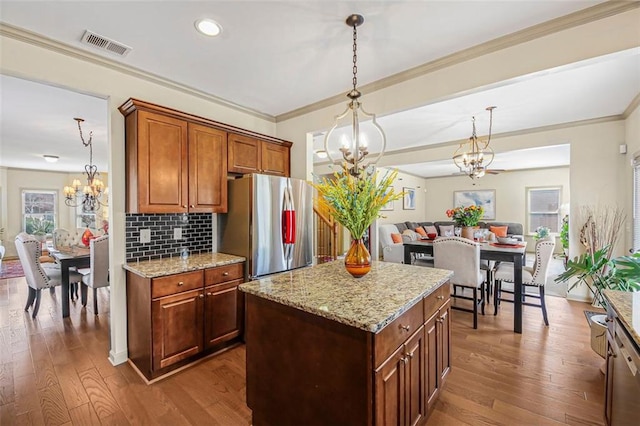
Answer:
228;133;291;177
120;99;292;214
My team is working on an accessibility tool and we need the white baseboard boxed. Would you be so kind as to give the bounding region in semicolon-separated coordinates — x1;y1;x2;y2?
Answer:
109;349;128;366
566;294;591;303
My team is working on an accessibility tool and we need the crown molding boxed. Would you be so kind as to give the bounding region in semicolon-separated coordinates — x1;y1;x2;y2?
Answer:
0;23;275;123
276;1;640;123
623;91;640;118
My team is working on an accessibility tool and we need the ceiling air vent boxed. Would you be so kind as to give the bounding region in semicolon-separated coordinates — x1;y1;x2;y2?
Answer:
80;30;132;57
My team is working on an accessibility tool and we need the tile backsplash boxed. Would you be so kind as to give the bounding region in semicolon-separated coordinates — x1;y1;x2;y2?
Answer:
125;213;216;262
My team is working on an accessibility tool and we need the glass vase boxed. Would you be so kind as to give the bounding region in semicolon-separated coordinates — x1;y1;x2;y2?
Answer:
344;238;371;278
461;226;479;240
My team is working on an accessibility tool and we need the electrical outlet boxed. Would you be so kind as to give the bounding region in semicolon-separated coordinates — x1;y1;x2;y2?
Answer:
140;229;151;244
174;227;182;240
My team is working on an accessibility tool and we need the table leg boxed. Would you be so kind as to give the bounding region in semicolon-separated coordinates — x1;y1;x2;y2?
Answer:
403;246;412;264
61;263;70;318
513;253;523;334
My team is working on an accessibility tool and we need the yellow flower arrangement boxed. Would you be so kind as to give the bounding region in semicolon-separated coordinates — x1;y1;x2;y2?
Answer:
314;166;403;239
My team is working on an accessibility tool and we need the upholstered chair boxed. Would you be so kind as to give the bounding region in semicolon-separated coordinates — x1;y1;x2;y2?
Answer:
493;238;556;325
14;232;83;318
379;224;404;263
433;236;485;328
78;234;109;314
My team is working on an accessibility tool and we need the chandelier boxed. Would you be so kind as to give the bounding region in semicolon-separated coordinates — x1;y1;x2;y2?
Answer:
453;106;497;179
323;14;386;178
63;118;108;212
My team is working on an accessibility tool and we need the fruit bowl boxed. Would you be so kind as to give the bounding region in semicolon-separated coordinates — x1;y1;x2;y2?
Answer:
427;233;437;240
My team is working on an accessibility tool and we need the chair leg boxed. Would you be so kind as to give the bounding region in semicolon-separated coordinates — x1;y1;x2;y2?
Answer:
494;280;500;315
480;283;485;316
540;286;549;326
32;289;42;318
25;287;36;311
93;288;98;315
81;284;88;307
49;287;55;295
472;287;478;329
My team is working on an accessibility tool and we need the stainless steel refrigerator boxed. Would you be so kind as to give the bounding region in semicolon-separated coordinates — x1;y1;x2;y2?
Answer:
218;174;314;280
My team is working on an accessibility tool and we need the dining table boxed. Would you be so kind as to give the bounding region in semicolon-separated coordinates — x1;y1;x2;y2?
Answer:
49;246;90;318
404;238;528;333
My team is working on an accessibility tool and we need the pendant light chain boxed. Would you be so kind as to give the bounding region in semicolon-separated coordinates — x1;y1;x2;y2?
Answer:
352;23;358;93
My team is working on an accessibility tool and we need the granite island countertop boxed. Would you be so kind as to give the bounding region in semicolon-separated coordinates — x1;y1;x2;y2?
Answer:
239;260;453;333
124;252;245;278
603;290;640;352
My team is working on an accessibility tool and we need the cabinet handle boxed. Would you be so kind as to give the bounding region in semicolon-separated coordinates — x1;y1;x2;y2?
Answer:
400;325;410;332
177;281;184;286
222;272;229;276
182;205;187;208
436;317;444;323
199;294;204;299
206;292;212;297
405;352;414;359
437;295;444;300
401;356;408;365
190;205;195;208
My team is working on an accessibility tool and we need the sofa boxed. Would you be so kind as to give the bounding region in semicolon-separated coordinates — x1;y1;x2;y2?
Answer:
379;224;404;263
399;221;524;240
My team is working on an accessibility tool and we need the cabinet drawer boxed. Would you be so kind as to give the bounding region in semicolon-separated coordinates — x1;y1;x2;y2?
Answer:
152;270;203;299
205;263;244;285
424;281;450;320
374;299;424;368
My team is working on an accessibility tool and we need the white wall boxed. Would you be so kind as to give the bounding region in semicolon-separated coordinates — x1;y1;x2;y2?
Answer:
1;32;276;366
376;168;428;225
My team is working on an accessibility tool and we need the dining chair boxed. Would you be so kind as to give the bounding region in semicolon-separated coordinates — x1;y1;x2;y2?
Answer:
52;228;82;300
14;232;83;318
78;234;109;314
433;236;485;329
493;238;555;325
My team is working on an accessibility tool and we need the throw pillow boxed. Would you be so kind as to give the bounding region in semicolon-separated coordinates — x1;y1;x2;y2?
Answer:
490;225;509;237
391;233;403;244
402;229;419;241
424;225;438;236
439;225;454;236
415;226;427;237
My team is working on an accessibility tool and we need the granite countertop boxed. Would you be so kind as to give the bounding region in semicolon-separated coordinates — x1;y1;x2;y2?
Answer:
603;290;640;351
124;252;245;278
239;260;453;333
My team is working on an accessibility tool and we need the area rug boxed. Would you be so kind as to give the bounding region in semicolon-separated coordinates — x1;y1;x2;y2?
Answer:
0;259;25;279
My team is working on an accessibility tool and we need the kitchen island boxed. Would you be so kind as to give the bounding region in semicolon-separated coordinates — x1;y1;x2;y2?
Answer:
239;260;453;426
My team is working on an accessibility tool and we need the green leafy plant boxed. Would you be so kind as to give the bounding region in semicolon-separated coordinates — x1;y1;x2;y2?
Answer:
446;205;484;226
314;166;403;239
26;217;53;235
559;215;569;250
556;248;640;307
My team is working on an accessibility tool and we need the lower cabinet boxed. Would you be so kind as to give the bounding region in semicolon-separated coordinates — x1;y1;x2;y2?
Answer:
127;262;244;380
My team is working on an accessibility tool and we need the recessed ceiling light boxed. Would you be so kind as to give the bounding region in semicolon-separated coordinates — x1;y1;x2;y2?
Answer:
315;150;328;159
195;18;222;37
43;155;59;163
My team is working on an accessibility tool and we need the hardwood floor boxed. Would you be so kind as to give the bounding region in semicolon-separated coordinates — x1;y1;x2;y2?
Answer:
0;275;604;425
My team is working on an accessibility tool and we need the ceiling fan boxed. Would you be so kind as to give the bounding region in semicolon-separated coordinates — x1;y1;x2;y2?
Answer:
451;168;506;177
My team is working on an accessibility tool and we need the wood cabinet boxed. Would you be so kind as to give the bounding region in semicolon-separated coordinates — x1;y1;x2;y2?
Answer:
120;98;293;213
245;280;451;425
228;132;290;176
126;262;245;380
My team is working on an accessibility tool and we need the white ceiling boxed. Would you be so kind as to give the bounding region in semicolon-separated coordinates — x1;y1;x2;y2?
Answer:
1;1;638;177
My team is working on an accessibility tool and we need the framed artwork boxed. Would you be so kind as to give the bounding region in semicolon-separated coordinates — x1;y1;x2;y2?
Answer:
454;189;496;220
403;187;416;210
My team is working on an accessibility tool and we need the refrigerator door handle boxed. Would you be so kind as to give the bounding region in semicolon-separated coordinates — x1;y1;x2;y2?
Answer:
282;185;296;245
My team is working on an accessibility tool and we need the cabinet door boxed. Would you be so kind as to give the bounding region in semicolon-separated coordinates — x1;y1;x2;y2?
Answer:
204;280;243;348
404;325;426;426
152;289;204;370
228;133;260;174
424;312;439;411
135;110;189;213
188;123;228;213
437;300;451;383
375;345;406;426
261;142;290;177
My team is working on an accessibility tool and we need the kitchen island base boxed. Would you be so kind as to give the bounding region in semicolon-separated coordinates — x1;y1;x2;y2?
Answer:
245;279;451;426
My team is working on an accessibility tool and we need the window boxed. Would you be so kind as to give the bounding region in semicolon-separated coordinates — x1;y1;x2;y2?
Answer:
22;190;57;234
527;187;561;234
634;155;640;253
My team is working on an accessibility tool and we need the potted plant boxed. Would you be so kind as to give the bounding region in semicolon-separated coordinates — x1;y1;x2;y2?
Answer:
314;166;403;278
446;205;484;239
559;215;569;267
27;217;53;242
533;226;550;240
